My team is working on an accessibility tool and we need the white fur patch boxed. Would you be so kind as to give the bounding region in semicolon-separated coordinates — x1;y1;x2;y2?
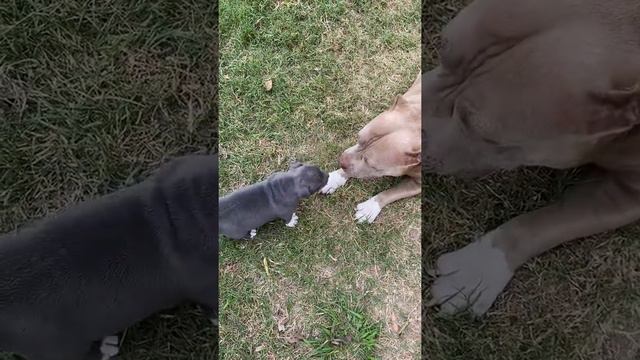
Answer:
100;335;119;360
430;234;513;316
250;229;257;239
286;213;298;227
320;169;348;194
354;196;382;223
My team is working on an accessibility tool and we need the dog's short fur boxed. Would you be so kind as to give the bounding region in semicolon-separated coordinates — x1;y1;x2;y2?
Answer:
425;0;640;316
321;74;422;223
219;162;328;240
0;154;218;360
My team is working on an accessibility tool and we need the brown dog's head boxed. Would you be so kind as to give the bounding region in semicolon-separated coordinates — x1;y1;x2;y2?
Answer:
423;0;640;176
339;94;421;179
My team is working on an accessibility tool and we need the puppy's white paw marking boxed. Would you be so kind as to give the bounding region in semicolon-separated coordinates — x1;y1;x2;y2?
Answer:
250;229;257;239
430;235;513;316
286;213;298;227
320;170;348;194
100;335;119;360
354;197;381;223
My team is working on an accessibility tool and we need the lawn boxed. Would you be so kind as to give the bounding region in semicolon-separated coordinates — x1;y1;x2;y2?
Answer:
0;1;217;359
218;0;421;359
422;1;640;359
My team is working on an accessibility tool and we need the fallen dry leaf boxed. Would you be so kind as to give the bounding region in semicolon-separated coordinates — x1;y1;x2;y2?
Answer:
264;79;273;91
220;262;239;275
282;334;304;344
254;344;266;352
277;322;286;332
390;312;400;334
330;336;352;346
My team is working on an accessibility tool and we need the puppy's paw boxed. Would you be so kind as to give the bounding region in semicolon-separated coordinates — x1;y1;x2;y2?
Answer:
285;213;298;227
429;235;513;316
100;335;120;360
320;169;348;194
250;229;257;239
354;197;381;223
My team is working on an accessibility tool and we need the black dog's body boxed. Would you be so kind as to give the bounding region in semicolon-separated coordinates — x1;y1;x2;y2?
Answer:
0;155;218;360
219;163;328;240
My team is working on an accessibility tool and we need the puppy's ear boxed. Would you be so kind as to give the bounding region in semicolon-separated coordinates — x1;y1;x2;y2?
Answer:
289;160;303;170
588;84;640;135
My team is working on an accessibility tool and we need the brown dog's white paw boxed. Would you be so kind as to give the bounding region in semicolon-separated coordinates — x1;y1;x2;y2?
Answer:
320;169;348;194
429;235;513;316
354;196;381;223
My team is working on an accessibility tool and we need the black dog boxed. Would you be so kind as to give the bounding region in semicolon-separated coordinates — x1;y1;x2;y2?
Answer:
0;154;218;360
219;162;328;240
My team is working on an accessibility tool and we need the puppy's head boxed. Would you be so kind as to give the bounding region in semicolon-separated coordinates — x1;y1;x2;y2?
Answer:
339;95;421;178
288;162;329;198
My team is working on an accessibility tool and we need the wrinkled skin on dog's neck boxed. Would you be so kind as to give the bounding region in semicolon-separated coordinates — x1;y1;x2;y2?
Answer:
423;0;640;176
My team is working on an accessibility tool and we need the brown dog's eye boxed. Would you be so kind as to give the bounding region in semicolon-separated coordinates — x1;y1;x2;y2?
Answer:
456;105;472;128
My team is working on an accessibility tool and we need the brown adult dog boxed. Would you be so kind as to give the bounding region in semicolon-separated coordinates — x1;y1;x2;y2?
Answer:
321;74;421;223
425;0;640;316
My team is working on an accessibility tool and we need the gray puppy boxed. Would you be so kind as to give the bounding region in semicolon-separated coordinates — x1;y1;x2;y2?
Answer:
219;162;328;239
0;154;218;360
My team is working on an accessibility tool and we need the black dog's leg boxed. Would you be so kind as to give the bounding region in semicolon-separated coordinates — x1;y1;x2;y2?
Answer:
83;335;120;360
192;286;218;325
237;229;257;239
278;206;298;228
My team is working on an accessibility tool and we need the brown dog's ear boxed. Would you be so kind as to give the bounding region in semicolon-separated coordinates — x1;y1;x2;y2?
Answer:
403;150;421;166
388;95;409;111
588;84;640;134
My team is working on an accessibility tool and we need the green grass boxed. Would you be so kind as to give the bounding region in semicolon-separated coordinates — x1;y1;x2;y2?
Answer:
305;295;381;359
219;0;421;358
0;0;216;359
422;1;640;359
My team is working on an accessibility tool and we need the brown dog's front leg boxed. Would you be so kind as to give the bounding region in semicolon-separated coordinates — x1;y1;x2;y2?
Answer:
495;174;640;269
430;173;640;316
355;177;421;223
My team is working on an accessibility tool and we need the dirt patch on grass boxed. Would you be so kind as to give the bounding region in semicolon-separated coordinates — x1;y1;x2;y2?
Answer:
370;224;421;359
270;277;316;347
